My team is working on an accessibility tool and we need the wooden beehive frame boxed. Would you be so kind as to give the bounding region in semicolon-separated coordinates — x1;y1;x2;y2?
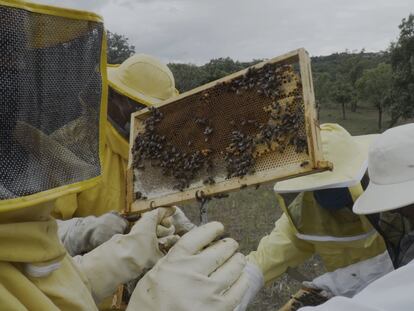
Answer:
126;48;331;214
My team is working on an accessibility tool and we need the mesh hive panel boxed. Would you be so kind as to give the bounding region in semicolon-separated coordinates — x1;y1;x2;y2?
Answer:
130;50;325;211
0;5;103;199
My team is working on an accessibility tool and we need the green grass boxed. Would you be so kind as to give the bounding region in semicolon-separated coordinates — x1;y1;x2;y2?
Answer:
319;106;388;135
180;106;411;310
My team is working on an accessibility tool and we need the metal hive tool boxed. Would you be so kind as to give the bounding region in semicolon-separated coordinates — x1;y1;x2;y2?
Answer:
126;48;332;214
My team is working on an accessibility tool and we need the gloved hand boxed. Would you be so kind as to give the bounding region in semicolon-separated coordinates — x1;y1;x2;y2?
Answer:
57;212;128;256
74;207;179;303
234;262;264;311
128;221;249;311
302;251;394;298
170;206;196;235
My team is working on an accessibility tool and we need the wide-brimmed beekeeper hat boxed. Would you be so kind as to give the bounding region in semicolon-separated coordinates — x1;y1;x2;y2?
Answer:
107;54;177;107
274;123;378;193
353;123;414;214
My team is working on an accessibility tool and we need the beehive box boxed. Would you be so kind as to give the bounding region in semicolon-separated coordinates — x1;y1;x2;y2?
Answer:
126;48;331;213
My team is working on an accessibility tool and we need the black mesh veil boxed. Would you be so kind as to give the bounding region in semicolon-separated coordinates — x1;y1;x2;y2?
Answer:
107;87;146;139
367;208;414;269
361;173;414;268
0;4;104;202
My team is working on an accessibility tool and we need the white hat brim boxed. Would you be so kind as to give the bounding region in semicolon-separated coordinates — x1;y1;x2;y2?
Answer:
353;177;414;214
274;134;377;193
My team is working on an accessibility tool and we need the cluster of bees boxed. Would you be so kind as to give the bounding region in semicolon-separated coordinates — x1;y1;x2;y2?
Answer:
133;107;214;192
132;62;308;197
225;130;256;178
221;62;288;98
194;117;214;143
223;63;307;178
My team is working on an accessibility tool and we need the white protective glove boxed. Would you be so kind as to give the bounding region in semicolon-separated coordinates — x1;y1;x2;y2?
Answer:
302;251;394;298
123;206;196;298
234;262;264;311
127;221;249;311
74;207;179;303
57;212;128;256
171;206;197;235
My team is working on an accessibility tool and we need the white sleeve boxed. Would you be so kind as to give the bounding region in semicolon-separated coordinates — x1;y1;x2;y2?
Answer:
300;260;414;311
304;251;394;297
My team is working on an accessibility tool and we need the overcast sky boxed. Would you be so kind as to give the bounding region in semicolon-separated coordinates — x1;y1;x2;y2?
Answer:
37;0;412;64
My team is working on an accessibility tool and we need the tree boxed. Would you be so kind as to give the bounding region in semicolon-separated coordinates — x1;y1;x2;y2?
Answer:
314;72;333;108
312;50;389;111
107;31;135;64
388;14;414;126
356;63;392;129
168;63;207;92
348;58;364;112
201;57;261;84
168;58;261;93
332;80;353;120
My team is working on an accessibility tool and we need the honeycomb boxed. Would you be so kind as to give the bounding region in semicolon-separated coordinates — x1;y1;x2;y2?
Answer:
130;50;323;209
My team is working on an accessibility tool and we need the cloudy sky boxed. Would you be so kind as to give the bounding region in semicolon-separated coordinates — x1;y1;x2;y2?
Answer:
37;0;412;64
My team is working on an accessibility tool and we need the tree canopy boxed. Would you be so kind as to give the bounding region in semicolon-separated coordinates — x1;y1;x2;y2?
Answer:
331;79;353;120
388;14;414;126
356;63;392;129
107;31;135;64
168;58;261;92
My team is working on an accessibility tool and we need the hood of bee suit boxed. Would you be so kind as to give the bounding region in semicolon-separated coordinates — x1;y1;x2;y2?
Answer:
0;0;107;213
0;2;102;309
0;0;104;286
274;123;378;193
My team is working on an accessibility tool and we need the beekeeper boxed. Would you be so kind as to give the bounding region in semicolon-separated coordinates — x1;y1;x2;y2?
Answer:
300;123;414;311
0;2;247;310
55;53;186;256
236;123;391;310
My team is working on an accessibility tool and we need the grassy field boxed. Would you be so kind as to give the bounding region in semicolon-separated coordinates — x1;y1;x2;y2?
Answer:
181;106;406;310
319;106;389;135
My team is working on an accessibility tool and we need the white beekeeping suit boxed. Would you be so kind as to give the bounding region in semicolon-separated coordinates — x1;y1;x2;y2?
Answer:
300;260;414;311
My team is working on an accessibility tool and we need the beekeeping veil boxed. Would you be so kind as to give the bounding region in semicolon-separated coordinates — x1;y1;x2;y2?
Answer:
0;0;107;211
353;124;414;268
